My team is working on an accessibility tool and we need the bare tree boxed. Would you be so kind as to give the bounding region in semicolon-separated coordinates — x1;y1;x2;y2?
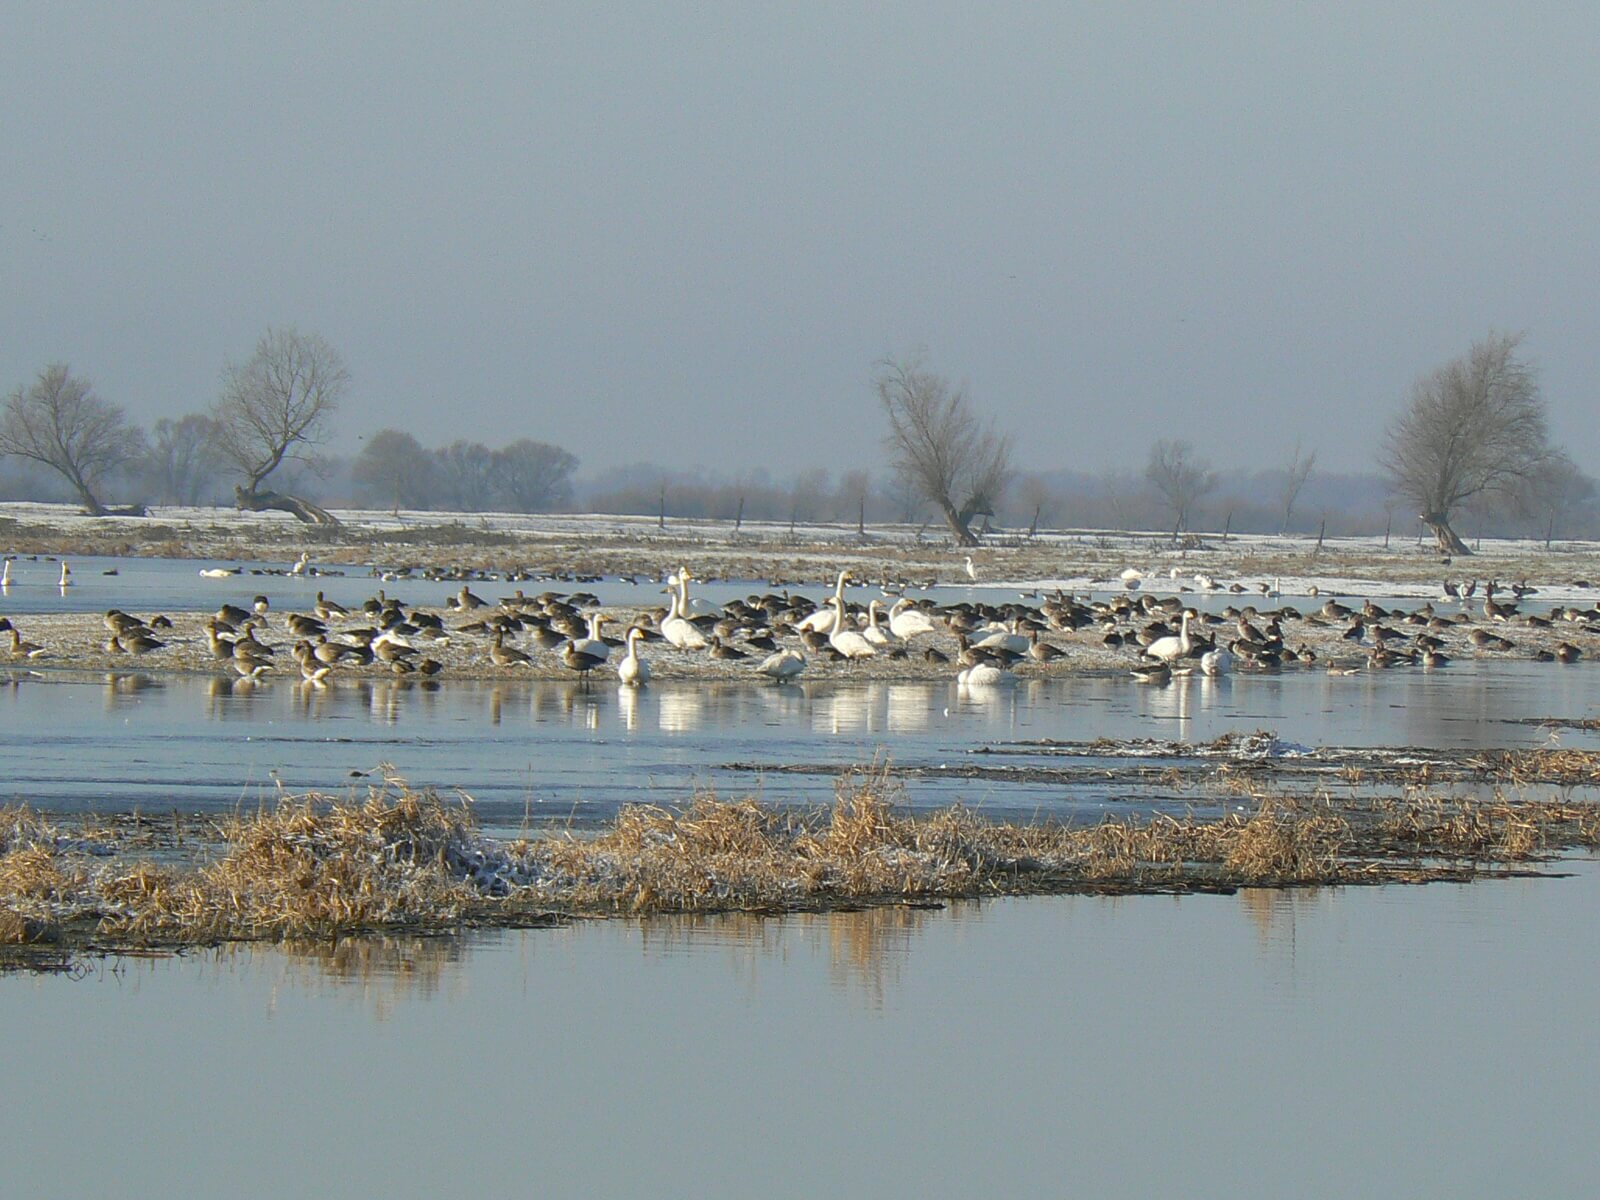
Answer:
435;439;497;511
491;438;577;512
1145;439;1217;536
875;355;1011;547
213;328;347;525
1380;331;1555;555
1278;439;1317;534
143;414;222;506
1522;455;1595;547
352;429;436;514
0;364;146;515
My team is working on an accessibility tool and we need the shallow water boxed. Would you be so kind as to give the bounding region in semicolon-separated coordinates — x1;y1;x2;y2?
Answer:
4;860;1596;1198
3;659;1595;827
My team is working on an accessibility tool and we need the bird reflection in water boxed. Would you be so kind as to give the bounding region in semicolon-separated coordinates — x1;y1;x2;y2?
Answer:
102;672;162;711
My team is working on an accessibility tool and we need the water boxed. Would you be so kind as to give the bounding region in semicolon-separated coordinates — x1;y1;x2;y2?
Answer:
3;660;1595;828
4;860;1596;1198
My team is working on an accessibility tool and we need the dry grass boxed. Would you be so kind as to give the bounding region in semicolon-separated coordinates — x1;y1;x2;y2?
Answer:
2;771;1599;961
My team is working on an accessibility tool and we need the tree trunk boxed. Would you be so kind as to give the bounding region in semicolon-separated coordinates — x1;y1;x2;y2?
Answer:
939;499;979;547
1420;511;1471;556
235;485;341;526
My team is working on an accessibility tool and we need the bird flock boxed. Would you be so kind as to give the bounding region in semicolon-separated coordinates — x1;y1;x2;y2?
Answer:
3;551;1597;690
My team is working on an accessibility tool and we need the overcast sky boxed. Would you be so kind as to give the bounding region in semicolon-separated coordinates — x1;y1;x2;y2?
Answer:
3;3;1597;480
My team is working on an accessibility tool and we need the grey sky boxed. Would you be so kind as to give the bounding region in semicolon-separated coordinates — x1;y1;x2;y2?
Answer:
3;3;1597;479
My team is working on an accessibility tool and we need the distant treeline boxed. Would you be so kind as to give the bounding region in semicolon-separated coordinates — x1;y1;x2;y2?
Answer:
5;449;1597;543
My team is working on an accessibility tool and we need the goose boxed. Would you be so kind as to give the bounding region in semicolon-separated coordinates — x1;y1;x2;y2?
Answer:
232;658;272;679
795;571;851;634
9;628;48;659
1130;660;1171;684
560;641;607;682
887;598;937;641
758;648;806;681
616;628;650;685
1142;611;1194;664
488;631;532;668
314;591;349;620
826;597;876;659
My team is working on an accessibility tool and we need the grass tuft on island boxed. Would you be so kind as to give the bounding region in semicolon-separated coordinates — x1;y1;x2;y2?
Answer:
3;768;1599;970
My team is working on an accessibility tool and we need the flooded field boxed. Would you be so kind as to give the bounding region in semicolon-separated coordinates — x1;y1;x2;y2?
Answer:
4;660;1596;830
4;858;1596;1198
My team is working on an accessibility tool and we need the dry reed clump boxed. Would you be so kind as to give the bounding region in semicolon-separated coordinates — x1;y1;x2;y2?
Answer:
1221;799;1351;883
99;782;483;941
1471;749;1600;787
1366;793;1594;862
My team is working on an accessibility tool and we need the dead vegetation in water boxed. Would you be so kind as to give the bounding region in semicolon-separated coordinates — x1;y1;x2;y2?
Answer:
2;770;1599;970
1469;748;1600;787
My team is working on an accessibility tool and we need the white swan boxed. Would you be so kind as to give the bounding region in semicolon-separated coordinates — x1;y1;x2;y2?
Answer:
58;561;72;587
957;661;1014;687
887;597;936;641
795;570;851;634
661;582;709;650
671;568;721;618
861;600;898;647
199;567;238;578
827;597;877;659
758;648;806;681
290;551;310;576
1143;611;1194;664
570;612;611;662
1200;645;1232;677
970;619;1030;657
964;556;979;582
616;627;650;685
1;559;10;587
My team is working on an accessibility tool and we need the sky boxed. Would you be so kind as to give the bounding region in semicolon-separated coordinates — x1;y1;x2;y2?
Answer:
3;3;1598;481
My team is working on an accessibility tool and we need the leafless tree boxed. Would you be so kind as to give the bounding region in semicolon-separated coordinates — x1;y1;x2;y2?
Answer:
0;364;146;515
1278;439;1317;534
875;355;1011;547
1380;331;1555;555
213;328;347;524
352;429;436;514
1521;454;1595;547
491;438;577;512
1145;438;1217;536
1015;474;1054;536
142;413;222;506
434;440;497;511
